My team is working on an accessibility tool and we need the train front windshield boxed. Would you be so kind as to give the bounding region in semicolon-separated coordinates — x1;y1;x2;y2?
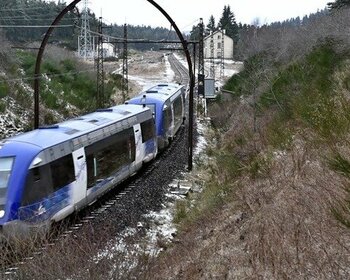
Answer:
0;157;14;217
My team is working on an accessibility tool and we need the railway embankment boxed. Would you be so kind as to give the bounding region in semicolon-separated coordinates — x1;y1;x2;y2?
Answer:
141;40;350;279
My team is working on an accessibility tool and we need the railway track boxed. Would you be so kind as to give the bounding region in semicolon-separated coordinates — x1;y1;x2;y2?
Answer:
1;55;192;278
168;53;189;85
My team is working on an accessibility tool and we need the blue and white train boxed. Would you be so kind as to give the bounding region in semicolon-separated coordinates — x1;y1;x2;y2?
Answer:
0;83;185;241
128;83;186;149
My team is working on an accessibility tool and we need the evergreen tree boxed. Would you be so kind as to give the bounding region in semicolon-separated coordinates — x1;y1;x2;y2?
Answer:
328;0;350;10
206;15;216;35
218;5;239;43
189;24;201;41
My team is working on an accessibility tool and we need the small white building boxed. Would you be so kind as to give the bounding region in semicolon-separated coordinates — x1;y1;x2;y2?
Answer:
204;30;234;59
102;42;117;58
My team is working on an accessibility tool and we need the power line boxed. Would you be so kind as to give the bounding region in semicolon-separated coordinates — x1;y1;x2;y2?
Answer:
0;24;74;28
0;16;75;21
0;14;73;20
78;26;183;43
0;6;55;12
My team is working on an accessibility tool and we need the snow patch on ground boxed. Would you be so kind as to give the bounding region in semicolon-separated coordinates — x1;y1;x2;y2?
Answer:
128;54;175;91
194;119;209;156
143;206;177;250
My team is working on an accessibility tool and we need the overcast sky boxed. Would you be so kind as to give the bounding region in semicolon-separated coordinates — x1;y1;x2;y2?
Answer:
81;0;331;31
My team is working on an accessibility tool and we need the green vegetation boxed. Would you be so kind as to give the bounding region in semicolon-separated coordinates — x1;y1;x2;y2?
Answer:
0;100;6;112
174;150;245;225
329;152;350;228
0;79;9;99
328;153;350;178
16;50;115;113
223;52;270;97
223;41;350;147
178;40;350;234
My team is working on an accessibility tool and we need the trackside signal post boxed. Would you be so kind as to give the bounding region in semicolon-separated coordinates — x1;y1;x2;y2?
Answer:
198;18;205;97
34;0;195;171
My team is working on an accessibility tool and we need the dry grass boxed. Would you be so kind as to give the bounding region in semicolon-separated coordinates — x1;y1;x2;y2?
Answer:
143;132;350;280
141;83;350;279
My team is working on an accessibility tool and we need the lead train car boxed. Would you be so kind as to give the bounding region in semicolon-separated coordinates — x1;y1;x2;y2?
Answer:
127;83;185;150
0;104;157;240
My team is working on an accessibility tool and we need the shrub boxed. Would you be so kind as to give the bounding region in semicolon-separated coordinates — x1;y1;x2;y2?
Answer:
0;80;9;98
0;100;6;112
328;153;350;178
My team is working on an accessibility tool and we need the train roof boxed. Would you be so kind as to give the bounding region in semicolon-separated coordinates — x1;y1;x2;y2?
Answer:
1;104;150;150
129;83;184;104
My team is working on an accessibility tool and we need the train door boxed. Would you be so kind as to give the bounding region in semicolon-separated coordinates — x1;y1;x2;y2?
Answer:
133;124;143;170
170;102;175;138
72;147;87;208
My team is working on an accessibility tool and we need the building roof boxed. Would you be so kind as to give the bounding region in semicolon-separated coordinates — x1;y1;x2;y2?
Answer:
204;29;233;41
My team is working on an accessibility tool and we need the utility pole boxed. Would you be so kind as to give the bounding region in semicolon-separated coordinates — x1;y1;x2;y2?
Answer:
122;23;129;102
96;16;104;108
197;18;204;96
78;0;93;60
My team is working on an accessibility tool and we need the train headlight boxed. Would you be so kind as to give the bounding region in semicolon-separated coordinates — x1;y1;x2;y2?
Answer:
0;210;4;218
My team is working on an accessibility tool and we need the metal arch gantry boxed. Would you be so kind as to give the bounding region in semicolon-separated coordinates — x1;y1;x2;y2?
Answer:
34;0;195;171
33;0;80;129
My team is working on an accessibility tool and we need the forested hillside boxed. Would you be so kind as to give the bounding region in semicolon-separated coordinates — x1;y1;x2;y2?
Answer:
0;0;177;50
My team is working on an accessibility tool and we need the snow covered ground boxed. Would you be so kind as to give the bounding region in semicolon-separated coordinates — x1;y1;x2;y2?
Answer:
129;56;175;90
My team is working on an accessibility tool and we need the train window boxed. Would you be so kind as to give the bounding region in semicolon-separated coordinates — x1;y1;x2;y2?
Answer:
0;157;14;206
173;96;183;125
85;128;135;188
33;168;40;182
22;165;53;206
141;119;155;143
86;154;95;188
162;106;172;133
50;154;75;192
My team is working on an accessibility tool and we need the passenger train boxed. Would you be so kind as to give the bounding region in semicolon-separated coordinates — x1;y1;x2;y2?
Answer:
0;83;185;241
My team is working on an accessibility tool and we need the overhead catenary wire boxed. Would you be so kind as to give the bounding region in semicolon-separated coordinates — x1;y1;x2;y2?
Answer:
77;26;180;43
180;18;200;31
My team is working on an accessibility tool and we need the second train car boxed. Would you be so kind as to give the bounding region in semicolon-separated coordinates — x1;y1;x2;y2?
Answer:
127;83;185;149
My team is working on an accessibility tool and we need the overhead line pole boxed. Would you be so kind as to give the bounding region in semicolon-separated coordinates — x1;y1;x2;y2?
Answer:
34;0;195;171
